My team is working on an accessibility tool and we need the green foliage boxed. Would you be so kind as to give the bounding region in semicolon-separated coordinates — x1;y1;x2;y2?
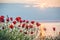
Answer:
0;28;33;40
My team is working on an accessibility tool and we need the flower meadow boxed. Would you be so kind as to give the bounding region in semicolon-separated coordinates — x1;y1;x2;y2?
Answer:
0;15;40;40
0;15;60;40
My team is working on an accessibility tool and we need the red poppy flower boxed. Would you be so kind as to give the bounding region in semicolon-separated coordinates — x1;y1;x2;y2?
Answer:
22;23;25;28
26;20;29;23
6;18;9;22
43;28;46;31
22;20;25;22
26;25;29;29
31;32;34;34
9;24;14;29
53;27;56;31
24;32;27;34
29;25;33;28
31;21;35;24
0;18;4;22
18;24;21;27
1;16;4;18
59;32;60;35
36;22;41;27
10;17;13;21
0;16;4;22
13;21;16;24
15;16;21;22
19;20;22;23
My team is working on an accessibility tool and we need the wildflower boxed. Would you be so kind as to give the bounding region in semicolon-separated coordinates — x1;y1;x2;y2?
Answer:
2;26;5;29
59;32;60;35
0;16;5;22
22;23;25;28
10;17;13;21
26;20;29;23
53;27;56;31
31;21;35;24
19;20;22;23
9;24;14;29
15;16;21;22
24;32;27;34
13;21;16;24
20;30;22;32
18;24;21;27
22;20;25;22
36;22;41;27
26;25;29;29
29;24;33;28
1;16;4;18
31;31;34;34
6;18;9;22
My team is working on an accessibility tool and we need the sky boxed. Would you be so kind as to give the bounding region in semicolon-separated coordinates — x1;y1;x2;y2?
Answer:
0;0;60;8
0;0;60;22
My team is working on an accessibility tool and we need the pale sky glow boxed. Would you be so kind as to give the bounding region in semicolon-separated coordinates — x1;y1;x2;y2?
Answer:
0;0;60;8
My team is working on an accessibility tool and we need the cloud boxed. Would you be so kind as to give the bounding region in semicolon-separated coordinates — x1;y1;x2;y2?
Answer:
24;5;31;7
0;0;60;8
